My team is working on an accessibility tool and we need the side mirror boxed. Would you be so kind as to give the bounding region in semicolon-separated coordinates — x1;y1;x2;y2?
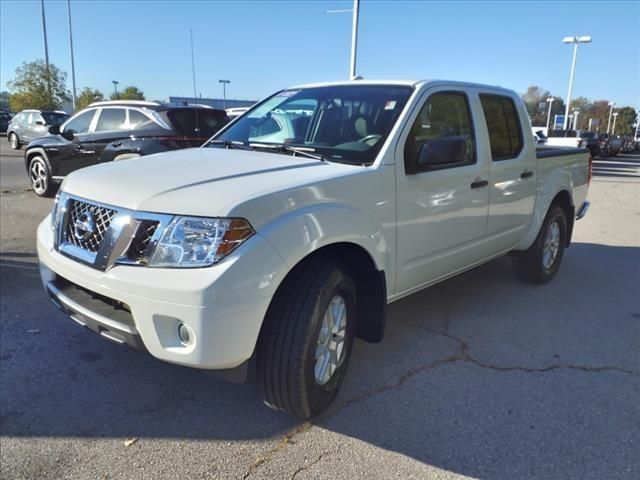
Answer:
48;125;60;135
61;129;75;140
416;136;467;169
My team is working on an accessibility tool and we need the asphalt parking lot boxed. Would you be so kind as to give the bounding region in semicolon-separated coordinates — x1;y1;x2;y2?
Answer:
1;136;639;479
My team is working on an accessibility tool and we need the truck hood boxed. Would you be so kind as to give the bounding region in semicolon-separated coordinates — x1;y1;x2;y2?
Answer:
62;147;358;217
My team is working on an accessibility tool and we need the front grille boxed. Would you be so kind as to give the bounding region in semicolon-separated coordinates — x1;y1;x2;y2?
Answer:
55;193;172;271
127;220;159;261
65;199;117;252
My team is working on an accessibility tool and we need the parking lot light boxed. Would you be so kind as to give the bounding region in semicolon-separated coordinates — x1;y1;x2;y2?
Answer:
612;112;619;135
562;35;592;130
545;97;555;131
607;102;615;134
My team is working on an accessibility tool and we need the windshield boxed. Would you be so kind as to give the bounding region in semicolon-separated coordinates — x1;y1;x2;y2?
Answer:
42;112;69;125
210;85;413;165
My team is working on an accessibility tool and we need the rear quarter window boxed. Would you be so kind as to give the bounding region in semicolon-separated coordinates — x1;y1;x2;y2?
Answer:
480;94;524;160
166;109;229;137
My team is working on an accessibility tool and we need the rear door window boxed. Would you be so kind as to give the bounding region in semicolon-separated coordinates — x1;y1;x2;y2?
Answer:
95;108;127;132
480;94;524;160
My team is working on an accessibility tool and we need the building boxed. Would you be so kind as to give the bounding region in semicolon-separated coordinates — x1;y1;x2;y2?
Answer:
168;96;256;110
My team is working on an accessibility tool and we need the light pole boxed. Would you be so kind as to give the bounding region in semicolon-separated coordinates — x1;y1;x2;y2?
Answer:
561;35;591;130
635;110;640;139
112;80;119;99
67;0;77;111
607;102;615;134
40;0;52;101
219;80;230;109
612;112;619;135
545;97;555;131
572;109;580;130
327;0;360;80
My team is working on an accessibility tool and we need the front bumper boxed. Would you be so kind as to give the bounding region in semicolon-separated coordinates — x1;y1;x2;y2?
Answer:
37;215;288;370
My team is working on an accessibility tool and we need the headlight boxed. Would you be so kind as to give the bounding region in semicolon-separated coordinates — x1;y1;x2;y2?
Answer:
148;216;254;268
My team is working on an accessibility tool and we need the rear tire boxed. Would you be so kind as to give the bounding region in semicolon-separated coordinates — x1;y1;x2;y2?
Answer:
29;156;55;197
512;205;567;284
257;258;356;419
8;132;20;150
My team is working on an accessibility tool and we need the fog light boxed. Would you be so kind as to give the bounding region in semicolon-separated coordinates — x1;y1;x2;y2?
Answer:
177;323;191;345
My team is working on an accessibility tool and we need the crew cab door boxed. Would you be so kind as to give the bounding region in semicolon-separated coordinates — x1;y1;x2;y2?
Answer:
395;88;490;294
89;107;129;163
56;108;98;176
478;93;536;253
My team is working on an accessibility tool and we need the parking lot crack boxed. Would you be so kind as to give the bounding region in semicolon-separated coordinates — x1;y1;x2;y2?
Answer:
290;445;342;480
406;322;640;377
241;422;312;479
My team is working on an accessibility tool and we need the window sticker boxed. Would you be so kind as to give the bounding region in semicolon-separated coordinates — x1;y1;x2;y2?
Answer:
384;100;397;110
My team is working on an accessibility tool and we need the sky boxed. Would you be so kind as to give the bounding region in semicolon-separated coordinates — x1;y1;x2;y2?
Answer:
1;0;638;107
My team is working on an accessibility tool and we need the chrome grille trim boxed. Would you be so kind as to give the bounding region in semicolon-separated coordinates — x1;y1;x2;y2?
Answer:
54;192;173;271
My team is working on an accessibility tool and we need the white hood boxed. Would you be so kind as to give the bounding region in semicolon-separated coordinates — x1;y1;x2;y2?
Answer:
62;147;357;217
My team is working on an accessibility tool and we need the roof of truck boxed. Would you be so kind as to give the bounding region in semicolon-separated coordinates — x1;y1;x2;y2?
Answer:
289;79;510;92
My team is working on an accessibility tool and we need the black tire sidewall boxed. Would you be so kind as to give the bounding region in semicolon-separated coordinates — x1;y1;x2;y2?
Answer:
537;206;567;281
303;266;357;416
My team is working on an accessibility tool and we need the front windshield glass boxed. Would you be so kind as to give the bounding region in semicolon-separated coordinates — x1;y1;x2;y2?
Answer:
210;85;413;164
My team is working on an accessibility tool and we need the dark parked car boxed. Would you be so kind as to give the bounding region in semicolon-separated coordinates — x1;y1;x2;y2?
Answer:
579;131;601;157
7;109;69;149
24;100;230;196
0;110;12;133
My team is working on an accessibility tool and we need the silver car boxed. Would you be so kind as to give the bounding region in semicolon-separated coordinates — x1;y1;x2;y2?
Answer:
7;109;69;150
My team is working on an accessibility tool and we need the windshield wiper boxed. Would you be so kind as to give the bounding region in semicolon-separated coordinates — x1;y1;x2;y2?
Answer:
206;139;253;150
248;143;328;162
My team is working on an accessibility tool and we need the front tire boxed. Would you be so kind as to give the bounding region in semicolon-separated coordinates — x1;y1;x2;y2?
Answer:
257;259;356;419
512;205;567;284
29;156;55;197
8;132;20;150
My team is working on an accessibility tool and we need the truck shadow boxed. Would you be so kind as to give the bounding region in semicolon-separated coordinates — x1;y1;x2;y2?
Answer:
1;243;639;479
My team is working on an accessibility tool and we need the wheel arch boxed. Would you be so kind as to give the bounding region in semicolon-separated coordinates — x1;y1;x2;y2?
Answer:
24;147;53;175
260;242;387;346
515;183;575;251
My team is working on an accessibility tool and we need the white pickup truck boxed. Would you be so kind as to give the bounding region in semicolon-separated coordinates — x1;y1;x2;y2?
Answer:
37;80;591;419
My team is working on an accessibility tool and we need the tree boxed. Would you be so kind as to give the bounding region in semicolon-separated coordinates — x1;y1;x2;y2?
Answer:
569;96;591;130
76;88;104;111
7;60;68;111
612;107;637;136
111;86;145;101
522;86;552;126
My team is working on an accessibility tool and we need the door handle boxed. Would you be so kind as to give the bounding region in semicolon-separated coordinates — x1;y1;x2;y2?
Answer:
521;170;534;179
470;179;489;189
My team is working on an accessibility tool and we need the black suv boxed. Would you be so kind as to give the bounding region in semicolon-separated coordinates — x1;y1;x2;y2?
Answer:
24;101;230;196
8;109;69;148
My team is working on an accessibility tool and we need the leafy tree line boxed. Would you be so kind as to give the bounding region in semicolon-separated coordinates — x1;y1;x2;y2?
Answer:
521;85;638;135
4;60;145;113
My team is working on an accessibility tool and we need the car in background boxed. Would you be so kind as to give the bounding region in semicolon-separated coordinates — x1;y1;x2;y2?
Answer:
597;134;623;157
7;109;69;149
532;128;548;145
545;129;583;148
579;131;601;157
24;100;230;196
226;107;250;119
0;110;12;133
